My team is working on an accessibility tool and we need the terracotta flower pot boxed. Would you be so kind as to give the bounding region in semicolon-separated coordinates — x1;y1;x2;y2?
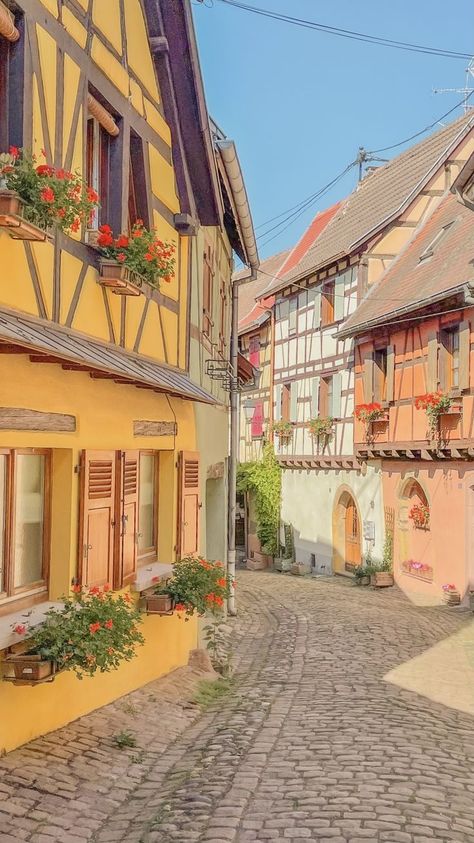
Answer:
145;593;173;614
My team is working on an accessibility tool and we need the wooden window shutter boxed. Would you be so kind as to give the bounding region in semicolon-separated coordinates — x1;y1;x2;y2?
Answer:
249;335;260;368
363;351;374;402
386;345;395;403
311;376;320;416
427;332;438;392
79;451;116;587
331;372;342;419
251;401;264;438
289;298;297;334
177;451;200;558
274;384;282;421
290;381;298;422
459;321;470;391
114;451;139;589
334;275;345;321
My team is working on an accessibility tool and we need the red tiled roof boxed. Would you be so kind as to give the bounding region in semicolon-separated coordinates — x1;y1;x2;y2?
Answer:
340;192;474;337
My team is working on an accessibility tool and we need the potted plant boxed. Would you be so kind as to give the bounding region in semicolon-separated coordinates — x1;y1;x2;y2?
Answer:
272;420;294;444
354;402;387;442
408;502;430;530
414;392;453;439
442;583;461;606
366;542;394;588
353;565;371;586
308;416;334;442
146;557;230;617
96;221;175;295
3;585;144;685
0;147;99;240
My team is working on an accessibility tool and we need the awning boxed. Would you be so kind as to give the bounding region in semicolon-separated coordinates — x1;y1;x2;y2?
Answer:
0;309;217;405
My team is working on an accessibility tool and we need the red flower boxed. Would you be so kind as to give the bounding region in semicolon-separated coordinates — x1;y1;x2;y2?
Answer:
71;584;82;593
12;623;28;635
174;603;186;612
40;186;55;203
133;228;143;238
36;164;54;176
217;577;227;588
9;146;19;159
104;619;113;630
103;583;111;592
116;234;129;248
135;218;144;226
97;232;113;247
89;622;101;634
99;224;112;234
70;218;80;233
117;252;126;262
144;252;153;262
89;585;101;595
87;186;99;202
214;595;224;607
57;208;66;218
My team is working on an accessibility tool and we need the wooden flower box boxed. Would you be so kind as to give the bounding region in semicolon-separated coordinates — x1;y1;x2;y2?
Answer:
2;653;58;685
0;190;47;242
145;593;173;615
440;404;462;416
371;572;394;588
443;589;461;606
98;259;144;296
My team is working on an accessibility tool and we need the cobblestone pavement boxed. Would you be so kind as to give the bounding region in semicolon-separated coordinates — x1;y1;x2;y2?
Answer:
2;572;474;843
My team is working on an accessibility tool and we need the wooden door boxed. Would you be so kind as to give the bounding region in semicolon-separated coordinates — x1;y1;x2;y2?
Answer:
115;450;139;589
177;451;200;557
345;496;361;572
79;451;116;587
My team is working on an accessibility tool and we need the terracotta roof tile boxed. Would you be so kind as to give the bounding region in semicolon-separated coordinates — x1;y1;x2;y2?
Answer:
341;192;474;336
236;250;290;332
282;112;474;284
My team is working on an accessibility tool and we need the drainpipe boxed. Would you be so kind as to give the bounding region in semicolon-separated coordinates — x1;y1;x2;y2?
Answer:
228;267;258;615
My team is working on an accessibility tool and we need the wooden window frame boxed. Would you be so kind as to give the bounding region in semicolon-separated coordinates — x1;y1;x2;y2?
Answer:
321;282;335;327
87;115;111;229
128;131;150;230
203;243;214;338
319;376;333;418
0;11;25;152
441;325;461;393
0;448;50;611
373;348;387;402
137;450;159;566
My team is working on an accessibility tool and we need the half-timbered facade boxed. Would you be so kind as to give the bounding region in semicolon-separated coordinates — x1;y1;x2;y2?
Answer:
0;0;256;753
264;114;474;577
341;173;474;604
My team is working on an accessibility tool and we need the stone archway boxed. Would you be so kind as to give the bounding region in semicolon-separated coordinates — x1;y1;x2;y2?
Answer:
333;488;362;576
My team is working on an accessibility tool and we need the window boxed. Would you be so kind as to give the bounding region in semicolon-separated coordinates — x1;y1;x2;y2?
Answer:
251;401;264;439
0;11;24;151
282;383;291;421
86;116;111;228
374;348;387;402
419;222;455;263
0;450;50;605
289;298;297;334
138;452;158;562
319;376;333;417
321;282;335;326
218;280;227;355
443;327;460;391
203;243;214;337
128;132;149;229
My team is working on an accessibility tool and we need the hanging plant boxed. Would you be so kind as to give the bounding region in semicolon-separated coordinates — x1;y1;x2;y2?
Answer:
414;392;452;438
152;557;230;618
408;502;430;529
271;420;293;441
308;416;334;440
237;443;281;557
0;147;99;233
97;221;175;289
354;402;386;423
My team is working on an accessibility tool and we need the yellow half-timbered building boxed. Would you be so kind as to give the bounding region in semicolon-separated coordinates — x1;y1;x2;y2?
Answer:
0;0;257;752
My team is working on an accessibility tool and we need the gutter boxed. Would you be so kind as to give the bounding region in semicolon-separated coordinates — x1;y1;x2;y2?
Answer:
338;282;467;340
215;139;259;272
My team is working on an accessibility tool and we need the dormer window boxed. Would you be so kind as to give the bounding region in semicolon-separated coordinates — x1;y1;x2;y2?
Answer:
419;222;455;263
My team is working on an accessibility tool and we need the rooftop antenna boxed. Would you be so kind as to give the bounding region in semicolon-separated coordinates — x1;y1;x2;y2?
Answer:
433;56;474;114
356;147;388;182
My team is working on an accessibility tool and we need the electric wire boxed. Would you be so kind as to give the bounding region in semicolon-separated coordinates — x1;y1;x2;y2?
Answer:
212;0;471;60
367;93;474;154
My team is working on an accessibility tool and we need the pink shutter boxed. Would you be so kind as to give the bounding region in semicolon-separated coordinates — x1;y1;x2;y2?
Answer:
251;401;264;438
249;335;260;368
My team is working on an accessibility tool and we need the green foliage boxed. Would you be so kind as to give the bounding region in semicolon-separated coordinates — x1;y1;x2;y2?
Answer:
203;617;232;677
0;148;98;233
382;529;393;572
237;443;281;556
308;416;334;439
97;221;175;288
156;556;229;616
353;564;370;582
25;587;144;678
112;730;137;750
192;677;233;709
282;523;294;560
271;420;293;439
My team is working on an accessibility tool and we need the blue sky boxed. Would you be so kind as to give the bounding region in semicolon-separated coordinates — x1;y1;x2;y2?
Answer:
192;0;473;260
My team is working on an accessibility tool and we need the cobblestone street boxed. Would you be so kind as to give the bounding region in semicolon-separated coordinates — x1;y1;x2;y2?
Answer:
2;572;474;843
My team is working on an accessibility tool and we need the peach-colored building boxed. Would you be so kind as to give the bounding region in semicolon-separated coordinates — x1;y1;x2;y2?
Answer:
341;174;474;604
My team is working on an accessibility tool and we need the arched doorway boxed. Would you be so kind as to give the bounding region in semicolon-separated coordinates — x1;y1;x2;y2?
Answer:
398;478;433;582
333;489;362;575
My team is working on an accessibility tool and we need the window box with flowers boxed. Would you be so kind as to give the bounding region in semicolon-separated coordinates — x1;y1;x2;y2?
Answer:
0;148;98;242
2;586;144;686
308;416;334;442
145;556;230;618
272;420;294;445
414;392;454;439
401;560;434;581
354;402;388;441
408;503;430;530
96;221;176;296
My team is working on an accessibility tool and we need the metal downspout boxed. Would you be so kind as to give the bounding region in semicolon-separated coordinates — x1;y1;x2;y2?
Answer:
228;267;258;615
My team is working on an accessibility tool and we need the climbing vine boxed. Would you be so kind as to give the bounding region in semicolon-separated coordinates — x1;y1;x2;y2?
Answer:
237;443;281;557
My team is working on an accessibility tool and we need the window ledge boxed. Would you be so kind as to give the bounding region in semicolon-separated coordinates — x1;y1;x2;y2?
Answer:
0;601;63;653
131;562;173;594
